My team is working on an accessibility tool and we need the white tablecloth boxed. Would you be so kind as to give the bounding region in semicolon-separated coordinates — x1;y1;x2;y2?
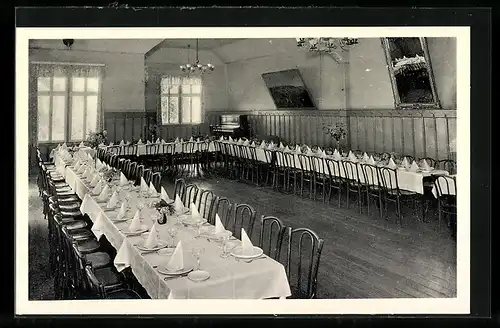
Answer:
106;142;217;157
69;167;290;299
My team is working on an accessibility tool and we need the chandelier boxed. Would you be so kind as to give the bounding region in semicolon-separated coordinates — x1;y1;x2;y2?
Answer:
296;37;359;52
180;39;215;74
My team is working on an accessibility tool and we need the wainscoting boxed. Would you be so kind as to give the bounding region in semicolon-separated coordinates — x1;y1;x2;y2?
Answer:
104;111;209;143
207;109;457;160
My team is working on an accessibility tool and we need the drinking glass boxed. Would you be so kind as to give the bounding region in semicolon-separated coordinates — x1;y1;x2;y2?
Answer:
167;227;178;247
219;234;231;258
194;219;207;239
191;247;205;271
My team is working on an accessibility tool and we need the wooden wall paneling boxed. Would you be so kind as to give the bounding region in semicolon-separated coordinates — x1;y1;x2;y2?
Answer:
413;114;426;159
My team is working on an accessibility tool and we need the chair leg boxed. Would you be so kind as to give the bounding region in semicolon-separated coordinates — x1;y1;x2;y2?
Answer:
378;194;383;220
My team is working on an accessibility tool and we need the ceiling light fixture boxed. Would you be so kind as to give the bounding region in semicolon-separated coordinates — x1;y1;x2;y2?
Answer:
180;39;215;74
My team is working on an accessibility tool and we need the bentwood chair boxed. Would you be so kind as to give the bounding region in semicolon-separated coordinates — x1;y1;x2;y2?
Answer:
184;184;200;207
341;160;365;213
284;227;324;299
436;159;457;175
159;143;176;178
151;172;161;192
418;157;437;169
311;156;328;202
263;149;276;187
323;158;344;208
433;174;457;235
135;165;145;186
359;164;384;219
212;197;233;227
173;178;187;202
143;168;153;186
198;189;216;224
296;154;315;199
378;166;421;226
127;162;137;181
83;263;139;299
227;203;257;240
259;216;286;261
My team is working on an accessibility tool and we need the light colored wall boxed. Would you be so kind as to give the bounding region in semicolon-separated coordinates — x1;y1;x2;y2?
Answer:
427;37;457;109
29;48;146;111
222;38;346;111
346;38;395;109
145;48;228;113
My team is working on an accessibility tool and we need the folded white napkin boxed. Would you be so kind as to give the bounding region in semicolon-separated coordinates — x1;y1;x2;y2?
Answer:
348;151;358;162
229;136;233;142
109;142;114;146
117;202;127;220
63;142;67;148
78;165;86;174
295;145;301;153
119;140;125;146
95;159;102;170
306;148;314;156
402;157;410;168
146;140;151;145
166;240;184;272
409;161;419;172
197;138;200;142
175;137;180;143
219;136;224;141
367;155;376;166
387;158;397;169
90;175;99;187
237;139;243;145
317;147;323;154
285;145;291;152
215;214;225;234
156;138;161;143
98;142;105;147
259;141;266;149
140;177;149;192
144;224;158;249
128;210;142;232
174;194;184;213
279;142;285;149
269;141;275;148
362;152;369;162
321;150;327;158
119;172;128;186
243;140;249;146
189;137;194;142
107;191;119;208
137;139;143;145
250;141;256;147
161;186;171;202
149;181;157;196
241;228;254;256
98;185;110;202
421;159;431;170
161;139;166;144
79;141;85;147
83;168;91;180
190;203;201;221
334;152;342;161
92;181;103;195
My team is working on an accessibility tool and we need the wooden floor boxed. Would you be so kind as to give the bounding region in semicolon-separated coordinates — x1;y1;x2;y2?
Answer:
161;175;457;299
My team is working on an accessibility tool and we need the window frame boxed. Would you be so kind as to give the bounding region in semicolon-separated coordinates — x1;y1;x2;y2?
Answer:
35;66;103;144
159;76;203;126
381;37;441;109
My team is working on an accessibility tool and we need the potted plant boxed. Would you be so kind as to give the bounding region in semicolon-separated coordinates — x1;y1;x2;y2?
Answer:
86;130;108;149
323;122;347;153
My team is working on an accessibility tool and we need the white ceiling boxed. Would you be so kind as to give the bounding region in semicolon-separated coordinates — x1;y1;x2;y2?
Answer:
156;39;246;50
29;39;166;54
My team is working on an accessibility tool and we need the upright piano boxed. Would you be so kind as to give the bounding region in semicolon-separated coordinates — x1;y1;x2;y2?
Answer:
209;114;250;139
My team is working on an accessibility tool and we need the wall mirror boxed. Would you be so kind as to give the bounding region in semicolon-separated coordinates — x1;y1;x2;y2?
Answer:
382;37;441;109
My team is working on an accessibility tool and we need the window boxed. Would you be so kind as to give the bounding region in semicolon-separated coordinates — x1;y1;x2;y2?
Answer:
160;76;202;124
32;63;103;143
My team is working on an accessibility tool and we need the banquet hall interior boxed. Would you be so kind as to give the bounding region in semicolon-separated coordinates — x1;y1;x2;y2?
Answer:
27;37;457;301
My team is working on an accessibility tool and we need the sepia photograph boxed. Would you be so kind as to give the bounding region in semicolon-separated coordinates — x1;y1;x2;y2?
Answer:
16;24;470;315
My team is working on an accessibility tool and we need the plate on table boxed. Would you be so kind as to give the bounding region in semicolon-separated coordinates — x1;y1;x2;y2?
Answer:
110;215;129;223
136;240;169;252
188;270;210;282
175;208;190;215
122;225;149;236
157;265;194;276
230;246;264;259
103;204;121;212
182;217;206;226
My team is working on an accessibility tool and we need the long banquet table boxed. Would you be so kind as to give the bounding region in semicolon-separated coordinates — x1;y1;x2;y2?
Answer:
54;155;291;299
